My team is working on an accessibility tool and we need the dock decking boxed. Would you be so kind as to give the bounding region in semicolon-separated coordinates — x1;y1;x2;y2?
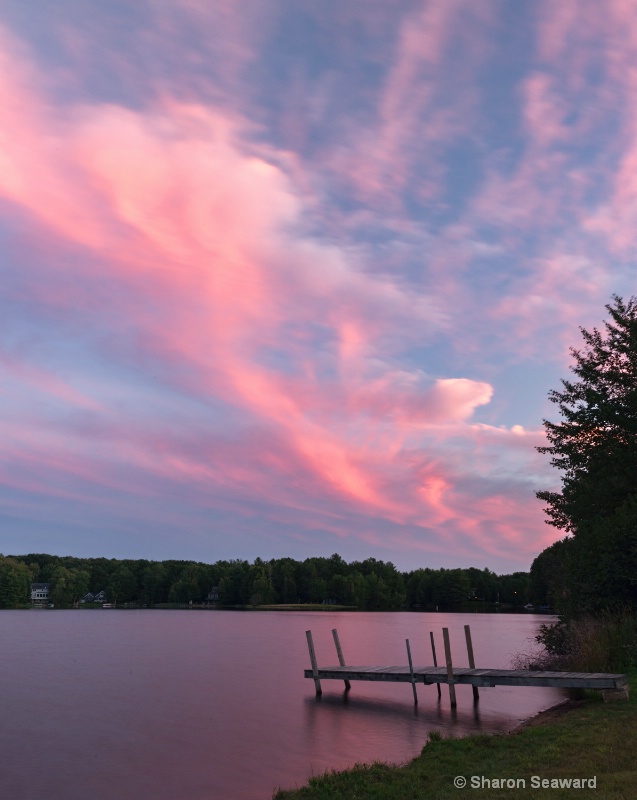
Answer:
303;664;629;691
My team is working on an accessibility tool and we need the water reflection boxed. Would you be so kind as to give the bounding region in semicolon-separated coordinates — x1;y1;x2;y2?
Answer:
0;610;560;800
304;683;494;736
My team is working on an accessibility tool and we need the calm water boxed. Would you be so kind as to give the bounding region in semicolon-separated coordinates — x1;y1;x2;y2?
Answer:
0;610;560;800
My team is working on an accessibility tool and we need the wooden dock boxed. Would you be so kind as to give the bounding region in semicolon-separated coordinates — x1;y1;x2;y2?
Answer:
303;664;629;692
304;628;630;705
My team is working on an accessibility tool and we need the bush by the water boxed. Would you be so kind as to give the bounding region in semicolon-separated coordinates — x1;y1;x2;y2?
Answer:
529;610;637;673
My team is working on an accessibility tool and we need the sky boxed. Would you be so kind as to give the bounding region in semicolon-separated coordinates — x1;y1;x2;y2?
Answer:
1;0;635;573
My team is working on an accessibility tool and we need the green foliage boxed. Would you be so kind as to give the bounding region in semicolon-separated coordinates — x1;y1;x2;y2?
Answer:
405;565;526;609
536;611;637;673
498;571;531;605
530;538;571;608
271;558;298;603
248;561;275;605
536;295;637;614
50;565;90;608
0;556;32;608
218;560;251;604
7;550;530;610
432;569;470;607
169;564;208;603
141;562;168;605
107;565;137;604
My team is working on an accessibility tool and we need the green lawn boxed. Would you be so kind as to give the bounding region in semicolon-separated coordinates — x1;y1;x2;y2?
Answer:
274;674;637;800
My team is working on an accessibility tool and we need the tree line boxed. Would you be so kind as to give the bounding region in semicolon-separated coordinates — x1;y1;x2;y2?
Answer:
0;551;530;610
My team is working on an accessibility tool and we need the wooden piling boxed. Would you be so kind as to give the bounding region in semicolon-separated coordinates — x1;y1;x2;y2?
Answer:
332;629;351;691
306;630;322;695
429;631;442;698
464;624;479;702
406;638;418;705
442;627;457;708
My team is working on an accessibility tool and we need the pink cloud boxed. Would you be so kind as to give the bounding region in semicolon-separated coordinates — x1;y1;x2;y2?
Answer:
0;16;566;569
522;72;571;147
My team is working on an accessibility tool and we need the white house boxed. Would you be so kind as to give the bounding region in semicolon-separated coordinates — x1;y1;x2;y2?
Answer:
31;583;51;606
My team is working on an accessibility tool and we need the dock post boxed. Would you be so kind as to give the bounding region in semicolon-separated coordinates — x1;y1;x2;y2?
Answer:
442;627;457;708
305;630;322;695
429;631;442;699
406;638;418;705
332;629;351;691
464;624;479;703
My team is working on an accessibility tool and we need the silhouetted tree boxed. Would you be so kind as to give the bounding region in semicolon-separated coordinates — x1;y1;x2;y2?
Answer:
536;295;637;613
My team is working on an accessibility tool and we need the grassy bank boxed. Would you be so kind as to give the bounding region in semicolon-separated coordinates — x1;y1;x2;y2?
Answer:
274;673;637;799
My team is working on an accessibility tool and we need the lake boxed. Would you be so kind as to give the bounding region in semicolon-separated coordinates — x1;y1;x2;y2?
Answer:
0;609;560;800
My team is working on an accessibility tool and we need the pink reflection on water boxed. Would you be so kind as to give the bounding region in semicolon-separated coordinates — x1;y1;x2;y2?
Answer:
0;610;560;800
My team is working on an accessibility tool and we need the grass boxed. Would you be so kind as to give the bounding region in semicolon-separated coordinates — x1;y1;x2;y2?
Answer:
273;672;637;799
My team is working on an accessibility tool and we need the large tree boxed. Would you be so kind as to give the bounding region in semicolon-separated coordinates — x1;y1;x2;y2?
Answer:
536;295;637;612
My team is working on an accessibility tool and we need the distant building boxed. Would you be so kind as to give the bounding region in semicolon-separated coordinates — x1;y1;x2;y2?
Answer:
207;586;219;602
81;590;107;604
31;583;51;607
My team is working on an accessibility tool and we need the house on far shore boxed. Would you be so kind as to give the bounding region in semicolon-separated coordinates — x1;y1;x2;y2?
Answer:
81;590;107;604
207;586;219;603
31;583;51;607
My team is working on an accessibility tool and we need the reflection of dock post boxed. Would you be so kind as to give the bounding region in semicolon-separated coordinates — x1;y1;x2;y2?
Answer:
442;627;457;708
429;631;442;699
406;638;418;705
464;624;479;703
331;629;351;691
306;630;322;695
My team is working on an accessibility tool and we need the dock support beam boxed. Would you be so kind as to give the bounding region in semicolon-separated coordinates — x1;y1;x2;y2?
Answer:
464;625;479;703
406;638;418;705
306;630;322;695
332;629;351;691
429;631;442;698
442;627;457;708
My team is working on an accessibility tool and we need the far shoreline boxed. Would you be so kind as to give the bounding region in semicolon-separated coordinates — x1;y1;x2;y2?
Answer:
18;602;555;613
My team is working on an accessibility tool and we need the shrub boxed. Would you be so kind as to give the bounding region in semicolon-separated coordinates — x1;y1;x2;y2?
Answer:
534;610;637;673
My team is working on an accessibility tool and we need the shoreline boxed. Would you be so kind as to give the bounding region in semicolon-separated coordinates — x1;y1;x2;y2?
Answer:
511;695;581;732
275;675;635;798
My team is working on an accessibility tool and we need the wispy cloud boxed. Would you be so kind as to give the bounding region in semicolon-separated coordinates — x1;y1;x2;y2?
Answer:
1;2;634;569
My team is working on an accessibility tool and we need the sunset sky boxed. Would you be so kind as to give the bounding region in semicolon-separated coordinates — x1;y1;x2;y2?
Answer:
1;1;635;573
